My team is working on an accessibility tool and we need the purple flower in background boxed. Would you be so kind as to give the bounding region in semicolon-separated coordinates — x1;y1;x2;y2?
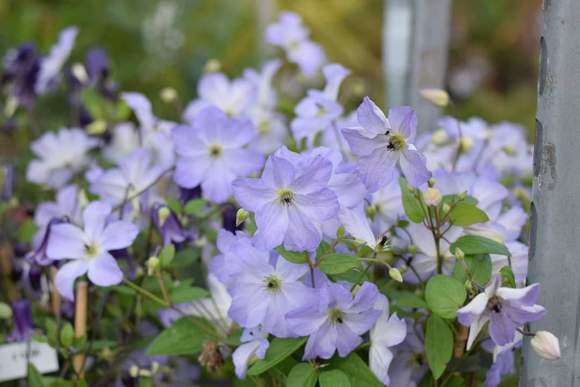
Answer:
27;128;99;188
173;107;264;204
227;244;311;337
483;335;521;387
151;203;188;245
1;43;40;108
342;97;431;191
457;277;545;348
183;72;256;122
209;230;255;288
291;63;349;145
369;296;407;385
232;327;270;379
10;300;33;342
35;27;79;95
233;149;339;251
287;281;381;359
266;12;326;78
47;201;139;300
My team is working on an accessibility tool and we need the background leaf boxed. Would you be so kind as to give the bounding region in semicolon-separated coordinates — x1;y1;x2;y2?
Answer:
319;254;362;275
248;337;307;376
448;202;489;226
425;314;453;380
286;363;318;387
320;369;351;387
425;275;467;319
147;317;211;356
450;235;510;256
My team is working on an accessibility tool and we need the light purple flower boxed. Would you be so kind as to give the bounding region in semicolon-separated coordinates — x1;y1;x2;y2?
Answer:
27;128;98;188
483;335;521;387
47;201;139;300
173;107;264;204
342;97;431;191
151;203;188;245
233;148;339;251
457;277;546;348
35;27;79;95
227;244;311;337
9;300;33;342
369;295;407;385
265;12;326;78
209;229;255;288
388;318;427;387
183;72;256;122
232;327;270;379
287;281;381;359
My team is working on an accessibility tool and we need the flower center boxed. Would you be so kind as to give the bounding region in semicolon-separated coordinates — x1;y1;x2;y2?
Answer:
208;144;223;158
277;189;295;206
84;242;100;258
386;132;407;151
258;121;271;135
328;308;344;324
263;275;282;293
487;296;503;313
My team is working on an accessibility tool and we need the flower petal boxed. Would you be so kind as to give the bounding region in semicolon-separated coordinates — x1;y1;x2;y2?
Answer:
357;97;389;136
400;147;431;187
101;220;139;251
46;223;86;260
55;260;89;301
87;253;123;287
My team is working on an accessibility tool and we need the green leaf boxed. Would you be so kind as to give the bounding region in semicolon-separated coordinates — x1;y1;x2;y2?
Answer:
166;197;182;215
146;317;211;356
18;219;37;243
170;286;209;303
330;353;383;387
425;275;466;319
0;302;12;319
425;314;453;380
173;247;199;267
450;235;510;256
390;290;428;309
27;363;45;387
247;337;306;376
399;177;424;223
316;241;333;259
320;369;351;387
319;254;362;275
277;246;308;264
452;254;492;287
448;203;489;226
500;266;516;288
286;363;318;387
59;323;74;347
184;199;207;216
159;244;175;268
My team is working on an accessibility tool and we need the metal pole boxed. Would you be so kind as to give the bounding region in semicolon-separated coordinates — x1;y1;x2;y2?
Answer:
383;0;451;133
523;1;580;385
256;0;277;60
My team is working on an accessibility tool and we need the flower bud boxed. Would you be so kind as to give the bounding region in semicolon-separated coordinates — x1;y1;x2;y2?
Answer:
389;267;403;283
423;188;442;207
146;256;160;276
420;88;450;107
157;206;171;227
204;59;221;73
428;177;436;188
72;63;89;84
236;208;250;227
86;119;107;135
442;203;451;214
459;137;474;153
160;87;178;103
531;331;561;360
129;365;139;378
457;191;467;201
431;129;449;145
455;247;465;260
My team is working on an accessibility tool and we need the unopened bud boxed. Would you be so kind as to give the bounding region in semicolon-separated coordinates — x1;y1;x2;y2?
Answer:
431;129;449;145
389;267;403;283
455;247;465;260
160;87;178;103
146;256;160;275
157;206;171;227
459;137;474;153
423;187;442;206
204;59;221;73
531;331;561;360
408;244;417;254
72;63;89;84
442;203;451;214
428;177;436;188
236;208;250;227
86;119;107;135
457;192;467;201
420;88;450;107
129;365;139;378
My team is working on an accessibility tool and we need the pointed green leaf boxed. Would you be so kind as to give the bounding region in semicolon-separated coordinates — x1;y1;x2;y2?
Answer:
320;369;351;387
286;362;318;387
425;275;466;319
247;337;307;376
147;317;211;356
399;177;424;223
425;314;453;380
450;235;510;256
448;203;489;226
319;254;362;275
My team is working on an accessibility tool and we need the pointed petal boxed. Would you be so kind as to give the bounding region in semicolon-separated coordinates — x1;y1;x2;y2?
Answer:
55;260;88;301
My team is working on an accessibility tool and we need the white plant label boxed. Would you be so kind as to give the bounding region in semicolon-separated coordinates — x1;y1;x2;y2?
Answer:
0;341;58;382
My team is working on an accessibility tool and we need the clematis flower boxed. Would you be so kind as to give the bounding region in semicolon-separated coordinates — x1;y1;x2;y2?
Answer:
233;149;339;251
183;72;256;122
35;27;79;95
388;319;428;386
9;300;33;342
232;327;270;379
287;281;381;359
291;63;349;145
173;107;264;204
209;229;255;289
227;243;311;337
482;334;521;387
265;12;326;78
457;277;546;348
369;296;407;385
27;128;99;188
342;97;431;191
46;201;139;300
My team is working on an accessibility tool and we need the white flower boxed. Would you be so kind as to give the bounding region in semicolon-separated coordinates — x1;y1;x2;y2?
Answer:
531;331;561;360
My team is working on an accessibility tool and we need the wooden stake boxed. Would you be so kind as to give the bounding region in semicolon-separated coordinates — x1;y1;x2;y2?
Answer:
73;281;88;379
49;267;61;316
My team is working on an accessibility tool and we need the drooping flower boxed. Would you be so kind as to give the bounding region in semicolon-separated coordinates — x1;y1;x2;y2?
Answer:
173;107;264;204
457;277;546;348
483;336;520;387
183;72;256;122
233;149;339;251
342;97;431;191
227;243;311;337
369;296;407;385
9;300;33;342
27;128;99;188
265;12;326;78
232;327;270;379
287;281;381;359
35;27;79;95
47;201;139;300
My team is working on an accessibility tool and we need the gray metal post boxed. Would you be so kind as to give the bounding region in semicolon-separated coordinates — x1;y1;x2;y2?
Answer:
383;0;451;133
523;1;580;385
256;0;277;60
